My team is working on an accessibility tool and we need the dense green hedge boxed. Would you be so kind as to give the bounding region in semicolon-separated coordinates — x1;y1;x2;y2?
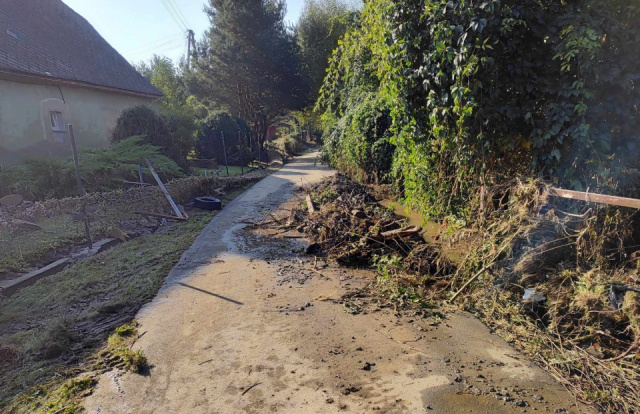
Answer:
318;0;640;218
195;113;252;165
112;105;195;169
0;137;182;200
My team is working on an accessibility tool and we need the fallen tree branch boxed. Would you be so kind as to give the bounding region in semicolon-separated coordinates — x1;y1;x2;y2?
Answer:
549;187;640;210
449;263;494;303
379;225;422;241
603;337;639;362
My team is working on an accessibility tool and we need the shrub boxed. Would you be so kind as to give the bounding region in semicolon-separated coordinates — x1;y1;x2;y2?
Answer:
321;93;394;183
163;107;197;166
0;137;183;200
112;105;195;168
195;113;252;165
319;0;640;218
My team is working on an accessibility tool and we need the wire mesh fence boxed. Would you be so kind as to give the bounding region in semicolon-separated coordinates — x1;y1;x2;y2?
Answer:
0;169;270;282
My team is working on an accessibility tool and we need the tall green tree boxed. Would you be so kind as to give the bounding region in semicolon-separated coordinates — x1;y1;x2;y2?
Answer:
135;56;189;110
297;0;359;99
190;0;309;145
133;57;203;167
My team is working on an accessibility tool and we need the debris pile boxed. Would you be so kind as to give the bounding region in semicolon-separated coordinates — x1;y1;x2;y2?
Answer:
291;174;455;280
455;179;640;413
287;174;640;412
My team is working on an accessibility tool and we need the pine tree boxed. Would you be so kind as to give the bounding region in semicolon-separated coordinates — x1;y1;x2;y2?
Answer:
190;0;309;145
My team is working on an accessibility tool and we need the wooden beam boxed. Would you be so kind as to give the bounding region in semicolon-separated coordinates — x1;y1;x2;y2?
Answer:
380;225;422;241
123;180;153;186
145;159;186;219
68;124;92;250
548;187;640;210
306;194;316;215
136;211;187;221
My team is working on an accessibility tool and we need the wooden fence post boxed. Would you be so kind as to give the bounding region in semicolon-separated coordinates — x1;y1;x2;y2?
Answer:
221;131;229;176
68;124;92;250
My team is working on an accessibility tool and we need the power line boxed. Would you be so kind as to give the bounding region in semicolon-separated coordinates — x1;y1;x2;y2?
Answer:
129;39;184;57
137;43;185;60
130;39;185;60
124;34;183;54
166;0;190;29
142;39;184;54
160;0;187;32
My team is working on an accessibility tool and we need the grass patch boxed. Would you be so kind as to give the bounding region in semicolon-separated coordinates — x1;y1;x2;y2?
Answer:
102;322;147;373
6;322;145;414
33;376;97;414
0;183;256;410
0;215;87;273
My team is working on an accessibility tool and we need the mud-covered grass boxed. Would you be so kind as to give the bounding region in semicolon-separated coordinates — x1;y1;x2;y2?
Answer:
0;215;86;274
0;169;271;275
0;185;253;410
453;180;640;413
6;322;144;414
287;174;640;413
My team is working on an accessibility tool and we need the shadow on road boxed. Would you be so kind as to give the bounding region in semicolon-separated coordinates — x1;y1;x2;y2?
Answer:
177;282;244;306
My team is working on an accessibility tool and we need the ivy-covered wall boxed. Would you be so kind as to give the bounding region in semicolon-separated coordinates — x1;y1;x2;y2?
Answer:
318;0;640;218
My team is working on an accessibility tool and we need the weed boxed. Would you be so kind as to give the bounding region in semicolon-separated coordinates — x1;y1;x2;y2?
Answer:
113;324;137;337
315;189;339;204
3;322;147;413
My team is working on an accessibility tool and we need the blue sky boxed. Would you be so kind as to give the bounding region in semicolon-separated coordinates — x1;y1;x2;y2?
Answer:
61;0;306;65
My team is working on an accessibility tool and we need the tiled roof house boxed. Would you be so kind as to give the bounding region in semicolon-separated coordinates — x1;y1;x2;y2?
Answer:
0;0;163;165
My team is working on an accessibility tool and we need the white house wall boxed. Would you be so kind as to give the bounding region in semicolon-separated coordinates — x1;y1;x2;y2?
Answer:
0;79;157;166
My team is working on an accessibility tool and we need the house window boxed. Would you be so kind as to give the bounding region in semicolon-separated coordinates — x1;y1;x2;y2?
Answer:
49;111;68;143
50;111;66;132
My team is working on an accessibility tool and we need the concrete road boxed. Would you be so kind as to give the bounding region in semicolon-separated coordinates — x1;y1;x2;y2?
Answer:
84;152;591;413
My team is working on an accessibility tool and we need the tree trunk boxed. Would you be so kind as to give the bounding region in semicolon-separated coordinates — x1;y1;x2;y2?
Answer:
252;112;268;150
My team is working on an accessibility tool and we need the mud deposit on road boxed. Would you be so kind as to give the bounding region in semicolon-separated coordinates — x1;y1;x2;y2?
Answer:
83;153;592;414
231;219;588;413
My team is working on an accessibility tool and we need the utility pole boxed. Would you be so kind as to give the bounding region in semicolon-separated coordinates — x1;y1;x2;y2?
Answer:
186;29;195;69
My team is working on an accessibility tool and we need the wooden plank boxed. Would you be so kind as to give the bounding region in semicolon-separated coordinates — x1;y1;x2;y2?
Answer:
123;180;153;186
136;211;187;221
145;158;185;219
306;194;316;215
6;219;42;231
0;258;71;295
548;187;640;210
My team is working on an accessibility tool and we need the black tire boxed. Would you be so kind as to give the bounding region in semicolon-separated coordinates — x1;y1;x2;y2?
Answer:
194;197;222;211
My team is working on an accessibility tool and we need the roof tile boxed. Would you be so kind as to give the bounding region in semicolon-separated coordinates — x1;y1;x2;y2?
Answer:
0;0;163;96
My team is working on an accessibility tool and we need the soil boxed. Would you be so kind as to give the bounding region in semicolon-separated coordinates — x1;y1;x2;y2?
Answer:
82;152;593;414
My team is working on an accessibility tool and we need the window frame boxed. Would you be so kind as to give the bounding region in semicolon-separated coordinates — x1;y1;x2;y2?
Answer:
50;111;66;133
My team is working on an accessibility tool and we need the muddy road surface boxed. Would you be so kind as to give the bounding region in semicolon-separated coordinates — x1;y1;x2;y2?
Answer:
84;152;591;413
